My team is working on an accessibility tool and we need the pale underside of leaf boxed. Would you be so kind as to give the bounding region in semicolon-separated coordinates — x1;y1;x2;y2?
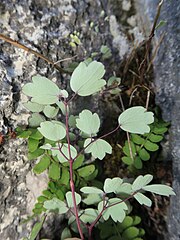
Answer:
98;198;128;222
22;75;61;104
142;184;175;196
70;61;106;96
80;186;104;195
134;192;152;207
66;191;81;208
37;121;66;141
84;138;112;160
118;106;154;134
23;101;45;112
76;109;100;135
43;198;68;214
104;178;123;194
132;174;153;191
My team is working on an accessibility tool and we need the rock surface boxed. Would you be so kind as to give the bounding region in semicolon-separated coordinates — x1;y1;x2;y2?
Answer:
136;1;180;239
0;0;144;239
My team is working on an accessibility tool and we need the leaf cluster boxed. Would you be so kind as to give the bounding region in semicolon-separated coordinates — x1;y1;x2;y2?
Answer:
98;216;145;240
18;60;174;240
122;119;169;169
32;155;99;215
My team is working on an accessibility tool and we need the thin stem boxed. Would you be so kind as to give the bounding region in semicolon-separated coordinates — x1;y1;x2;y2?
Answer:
64;102;84;240
0;33;69;73
119;93;134;161
57;142;69;161
145;90;151;110
126;131;134;162
67;93;77;104
88;195;107;239
88;192;136;237
73;125;120;161
99;125;120;140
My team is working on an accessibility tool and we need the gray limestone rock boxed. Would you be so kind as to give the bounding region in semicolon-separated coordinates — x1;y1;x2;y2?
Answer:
136;0;180;239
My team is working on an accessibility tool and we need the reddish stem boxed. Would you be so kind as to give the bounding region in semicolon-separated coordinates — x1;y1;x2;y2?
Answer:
88;192;136;238
64;102;84;240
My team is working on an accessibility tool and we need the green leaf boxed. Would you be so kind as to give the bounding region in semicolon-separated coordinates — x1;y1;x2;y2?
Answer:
138;148;150;161
155;20;167;30
118;107;154;134
33;155;51;174
37;196;48;203
84;138;112;160
152;127;168;134
30;130;43;140
100;45;112;60
70;61;106;96
52;143;77;163
42;190;54;199
144;140;159;151
76;110;100;136
28;138;39;152
108;236;119;240
23;101;44;112
77;165;95;178
122;156;133;165
119;216;133;230
131;134;144;145
43;105;59;118
43;198;68;214
142;184;175;196
48;181;57;193
122;226;139;240
28;113;45;127
48;163;60;180
73;155;84;170
55;189;64;200
134;193;152;207
80;186;104;195
29;216;45;240
104;177;123;194
107;76;121;87
80;208;98;224
66;191;81;208
83;193;102;205
61;227;72;240
22;75;61;104
134;157;142;169
58;167;69;186
28;149;44;160
148;133;163;143
98;198;128;222
132;175;153;191
34;203;43;209
17;130;32;138
32;208;43;214
139;228;145;237
38;121;66;141
132;216;141;226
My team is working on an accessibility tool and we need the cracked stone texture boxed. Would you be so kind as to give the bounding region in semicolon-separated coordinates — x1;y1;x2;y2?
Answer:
0;0;144;239
136;1;180;240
